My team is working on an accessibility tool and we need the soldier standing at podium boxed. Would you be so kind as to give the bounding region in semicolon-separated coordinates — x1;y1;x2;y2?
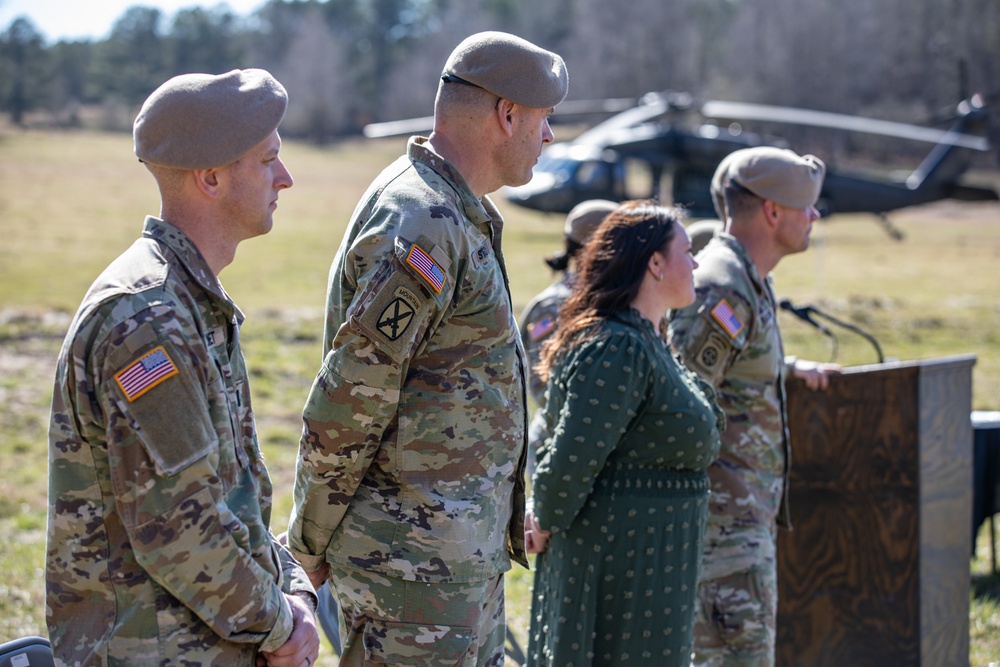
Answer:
667;147;840;667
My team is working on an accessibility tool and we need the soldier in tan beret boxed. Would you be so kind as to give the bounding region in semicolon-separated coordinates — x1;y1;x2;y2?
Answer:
286;31;568;667
686;217;724;257
518;199;617;476
46;69;320;667
668;146;840;667
679;149;741;258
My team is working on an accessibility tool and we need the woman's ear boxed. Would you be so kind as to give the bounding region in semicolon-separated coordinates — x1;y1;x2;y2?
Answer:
647;250;664;279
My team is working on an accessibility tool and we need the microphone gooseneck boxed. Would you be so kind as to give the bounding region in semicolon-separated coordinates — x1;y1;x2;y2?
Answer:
780;299;885;364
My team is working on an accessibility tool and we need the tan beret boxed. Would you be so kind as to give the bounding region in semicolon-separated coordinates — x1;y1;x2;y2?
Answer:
710;151;740;219
564;199;617;244
727;147;826;209
134;68;288;169
685;218;724;256
443;31;568;109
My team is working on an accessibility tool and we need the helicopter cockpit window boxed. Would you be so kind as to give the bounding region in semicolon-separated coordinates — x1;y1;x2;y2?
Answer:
623;158;669;202
575;161;611;190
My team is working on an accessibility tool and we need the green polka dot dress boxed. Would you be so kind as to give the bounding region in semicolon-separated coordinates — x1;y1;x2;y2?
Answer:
528;308;722;667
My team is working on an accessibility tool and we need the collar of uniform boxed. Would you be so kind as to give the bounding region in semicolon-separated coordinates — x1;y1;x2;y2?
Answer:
407;136;494;228
142;216;244;323
712;231;769;298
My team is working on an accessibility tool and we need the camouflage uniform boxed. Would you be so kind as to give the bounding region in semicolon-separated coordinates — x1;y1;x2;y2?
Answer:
666;232;791;667
287;137;529;664
329;563;505;667
518;273;573;475
46;217;314;666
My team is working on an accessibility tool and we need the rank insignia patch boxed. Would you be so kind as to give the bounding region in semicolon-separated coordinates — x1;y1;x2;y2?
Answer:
406;244;446;294
377;296;416;341
711;299;744;338
115;346;179;402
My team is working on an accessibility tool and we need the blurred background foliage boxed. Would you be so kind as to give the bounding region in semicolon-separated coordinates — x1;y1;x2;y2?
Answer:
2;0;1000;152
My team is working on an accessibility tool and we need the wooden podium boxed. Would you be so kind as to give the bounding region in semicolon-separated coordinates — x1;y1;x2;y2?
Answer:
776;355;975;667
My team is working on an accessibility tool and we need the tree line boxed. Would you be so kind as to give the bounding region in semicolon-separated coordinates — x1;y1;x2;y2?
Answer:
2;0;999;154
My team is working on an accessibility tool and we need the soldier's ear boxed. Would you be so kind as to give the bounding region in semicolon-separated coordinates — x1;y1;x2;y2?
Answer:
496;99;515;137
762;199;781;228
192;167;223;199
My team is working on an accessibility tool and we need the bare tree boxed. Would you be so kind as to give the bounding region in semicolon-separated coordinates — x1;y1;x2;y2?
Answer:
276;8;354;142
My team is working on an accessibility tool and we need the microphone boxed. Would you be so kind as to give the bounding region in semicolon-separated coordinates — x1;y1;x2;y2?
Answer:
779;299;835;338
781;299;885;364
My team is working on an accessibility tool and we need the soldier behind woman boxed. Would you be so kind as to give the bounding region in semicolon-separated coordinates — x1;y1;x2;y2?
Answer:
519;199;618;475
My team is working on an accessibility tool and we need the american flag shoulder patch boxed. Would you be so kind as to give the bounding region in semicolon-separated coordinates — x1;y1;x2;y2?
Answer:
115;345;179;402
711;299;744;338
528;316;555;342
406;243;446;294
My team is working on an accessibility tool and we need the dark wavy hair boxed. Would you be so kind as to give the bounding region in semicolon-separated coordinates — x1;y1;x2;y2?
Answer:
536;199;682;382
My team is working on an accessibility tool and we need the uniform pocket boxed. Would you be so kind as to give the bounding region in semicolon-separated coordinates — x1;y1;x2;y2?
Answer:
362;620;475;667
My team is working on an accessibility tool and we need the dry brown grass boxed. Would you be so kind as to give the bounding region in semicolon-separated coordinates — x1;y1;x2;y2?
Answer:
2;128;998;664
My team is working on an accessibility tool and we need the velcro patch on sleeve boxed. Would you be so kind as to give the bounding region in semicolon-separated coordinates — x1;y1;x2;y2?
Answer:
696;332;729;372
352;268;432;365
406;243;446;294
374;286;420;341
114;346;179;402
711;299;744;338
684;329;734;384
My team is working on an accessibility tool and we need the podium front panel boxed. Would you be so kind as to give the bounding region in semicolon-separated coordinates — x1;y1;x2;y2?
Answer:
776;356;973;667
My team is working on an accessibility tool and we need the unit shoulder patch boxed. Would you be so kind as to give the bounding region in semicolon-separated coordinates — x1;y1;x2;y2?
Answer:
686;330;733;382
352;267;431;365
375;287;420;341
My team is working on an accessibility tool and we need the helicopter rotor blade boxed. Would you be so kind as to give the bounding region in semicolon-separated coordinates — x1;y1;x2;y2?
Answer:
362;98;637;139
701;100;990;151
571;95;678;145
363;116;435;139
552;97;637;116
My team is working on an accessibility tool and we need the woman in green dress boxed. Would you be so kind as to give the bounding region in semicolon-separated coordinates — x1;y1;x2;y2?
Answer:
526;200;723;667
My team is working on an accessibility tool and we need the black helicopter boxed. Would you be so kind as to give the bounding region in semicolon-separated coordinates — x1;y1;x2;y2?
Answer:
498;91;998;224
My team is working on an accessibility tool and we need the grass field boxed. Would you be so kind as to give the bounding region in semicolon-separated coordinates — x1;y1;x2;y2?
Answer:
1;128;998;664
